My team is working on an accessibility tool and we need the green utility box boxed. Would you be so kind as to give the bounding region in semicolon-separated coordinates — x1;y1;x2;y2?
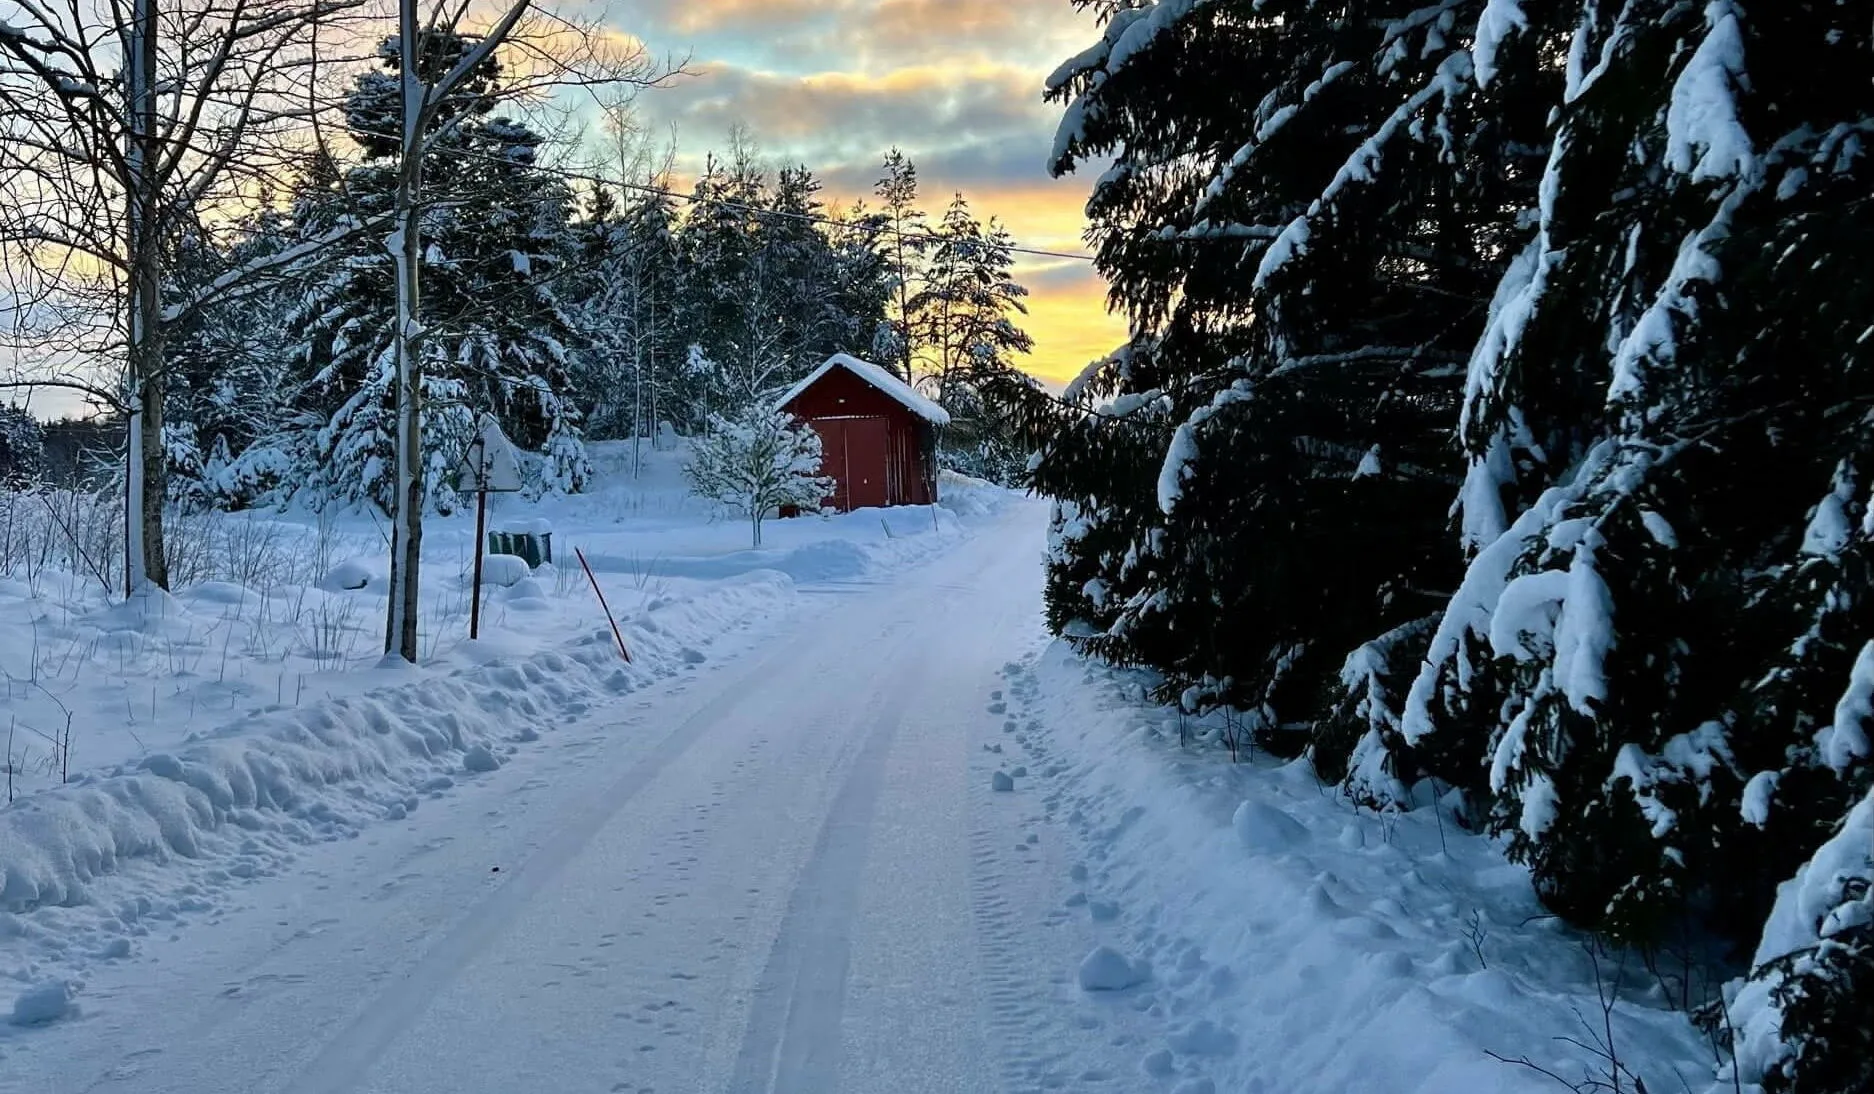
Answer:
487;530;552;568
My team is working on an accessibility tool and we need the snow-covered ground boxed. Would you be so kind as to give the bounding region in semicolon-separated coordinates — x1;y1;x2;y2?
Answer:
0;444;996;1026
0;443;987;801
0;452;1722;1092
979;647;1723;1094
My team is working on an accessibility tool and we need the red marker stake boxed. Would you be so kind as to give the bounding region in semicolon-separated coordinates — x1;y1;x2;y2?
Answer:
576;546;631;663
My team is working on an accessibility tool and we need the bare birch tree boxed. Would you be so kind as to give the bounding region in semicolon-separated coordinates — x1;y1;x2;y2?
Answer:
4;0;670;661
590;94;676;478
0;0;369;594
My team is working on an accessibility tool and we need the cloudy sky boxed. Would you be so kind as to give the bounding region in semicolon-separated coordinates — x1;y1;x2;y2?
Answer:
602;0;1127;387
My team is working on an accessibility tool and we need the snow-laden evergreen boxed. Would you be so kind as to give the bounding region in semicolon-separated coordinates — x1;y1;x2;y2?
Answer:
1731;788;1873;1094
907;194;1036;484
1022;0;1562;774
0;405;45;486
1017;3;1874;1088
278;35;587;514
161;217;302;508
565;184;683;453
148;113;1034;508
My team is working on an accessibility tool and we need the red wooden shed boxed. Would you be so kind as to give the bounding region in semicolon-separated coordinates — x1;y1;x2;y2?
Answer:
776;353;949;512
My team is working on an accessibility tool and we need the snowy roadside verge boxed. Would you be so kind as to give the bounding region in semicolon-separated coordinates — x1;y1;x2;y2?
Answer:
0;477;1014;1029
990;642;1723;1094
578;500;977;585
0;569;795;1026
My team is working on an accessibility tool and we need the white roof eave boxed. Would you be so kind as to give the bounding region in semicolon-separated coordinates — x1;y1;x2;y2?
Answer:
777;353;951;426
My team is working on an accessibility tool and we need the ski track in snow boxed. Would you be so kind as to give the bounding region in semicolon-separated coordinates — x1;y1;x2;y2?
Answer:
284;632;818;1094
725;622;914;1093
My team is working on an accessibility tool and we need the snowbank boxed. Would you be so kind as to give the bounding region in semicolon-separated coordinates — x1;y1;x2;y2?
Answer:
478;553;531;587
0;573;793;1011
987;643;1717;1094
936;469;1013;519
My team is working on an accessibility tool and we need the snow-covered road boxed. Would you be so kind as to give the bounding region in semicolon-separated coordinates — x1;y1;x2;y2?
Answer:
3;496;1722;1094
5;503;1062;1094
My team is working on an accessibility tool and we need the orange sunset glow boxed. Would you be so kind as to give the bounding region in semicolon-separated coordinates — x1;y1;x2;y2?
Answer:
607;0;1130;388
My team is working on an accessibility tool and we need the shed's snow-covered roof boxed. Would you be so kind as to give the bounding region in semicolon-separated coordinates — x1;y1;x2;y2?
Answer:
777;353;951;426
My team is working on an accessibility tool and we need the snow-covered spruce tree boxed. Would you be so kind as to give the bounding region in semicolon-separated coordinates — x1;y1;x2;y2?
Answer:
1035;1;1557;762
673;152;770;423
565;140;889;442
568;183;684;446
1355;0;1874;973
683;405;831;547
282;33;587;513
0;406;45;487
763;166;859;373
873;148;928;383
909;194;1035;485
672;154;886;422
821;199;895;378
162;210;302;508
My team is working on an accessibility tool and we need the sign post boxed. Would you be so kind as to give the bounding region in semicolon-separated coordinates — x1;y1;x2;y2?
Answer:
470;482;489;639
456;414;524;640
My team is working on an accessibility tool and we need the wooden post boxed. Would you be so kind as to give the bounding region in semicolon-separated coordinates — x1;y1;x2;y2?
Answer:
927;424;941;532
469;485;488;639
456;416;522;640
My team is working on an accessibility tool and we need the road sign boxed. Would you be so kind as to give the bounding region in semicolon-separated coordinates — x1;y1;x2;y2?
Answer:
463;414;523;640
457;414;523;494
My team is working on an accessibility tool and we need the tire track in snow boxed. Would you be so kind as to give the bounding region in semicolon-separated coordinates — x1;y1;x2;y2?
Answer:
278;636;818;1094
724;629;923;1093
969;823;1063;1092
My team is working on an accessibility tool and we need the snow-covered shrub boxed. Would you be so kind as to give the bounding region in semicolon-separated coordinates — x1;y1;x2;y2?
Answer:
199;431;302;511
1332;615;1437;799
530;416;590;499
683;407;831;546
163;422;209;510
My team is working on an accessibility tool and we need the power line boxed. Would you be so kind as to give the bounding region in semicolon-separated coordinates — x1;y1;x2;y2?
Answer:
332;121;1102;264
598;169;1101;265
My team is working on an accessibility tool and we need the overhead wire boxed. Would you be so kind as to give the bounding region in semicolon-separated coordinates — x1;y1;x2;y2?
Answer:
330;118;1102;264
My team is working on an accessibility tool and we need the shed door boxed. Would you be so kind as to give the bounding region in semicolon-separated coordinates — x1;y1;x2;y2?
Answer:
843;417;890;510
809;420;848;510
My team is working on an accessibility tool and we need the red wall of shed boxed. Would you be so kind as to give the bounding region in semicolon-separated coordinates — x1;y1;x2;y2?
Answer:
781;366;936;510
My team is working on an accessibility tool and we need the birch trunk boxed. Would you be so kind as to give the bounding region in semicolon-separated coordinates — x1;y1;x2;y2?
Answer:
370;0;541;659
647;297;659;451
124;0;168;594
384;1;425;661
